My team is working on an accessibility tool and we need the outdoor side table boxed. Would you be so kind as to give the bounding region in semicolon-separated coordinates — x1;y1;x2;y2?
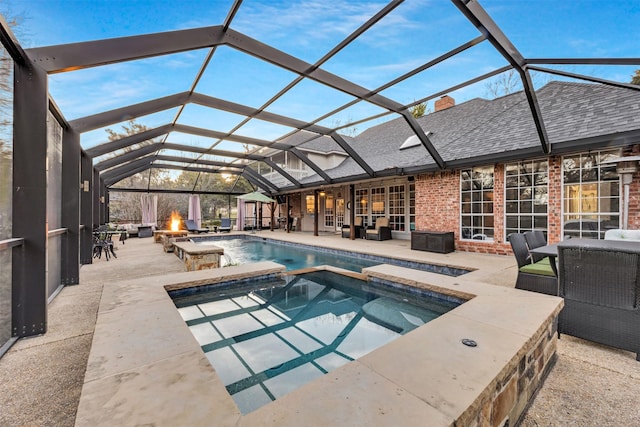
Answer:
138;225;153;238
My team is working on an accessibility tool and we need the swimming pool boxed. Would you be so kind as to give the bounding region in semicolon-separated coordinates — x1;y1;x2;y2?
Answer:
192;235;470;276
171;270;462;414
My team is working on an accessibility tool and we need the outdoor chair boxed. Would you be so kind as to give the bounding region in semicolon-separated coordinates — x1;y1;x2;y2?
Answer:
509;233;557;295
117;229;128;244
219;218;232;233
524;230;547;262
92;226;117;261
365;217;392;241
557;239;640;360
341;217;364;238
185;219;209;234
462;226;489;240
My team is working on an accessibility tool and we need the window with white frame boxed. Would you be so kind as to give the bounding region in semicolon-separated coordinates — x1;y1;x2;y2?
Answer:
388;184;405;231
504;160;548;239
305;194;315;214
355;188;369;227
460;167;494;240
324;195;334;227
409;182;415;231
336;198;345;228
562;150;620;239
370;187;385;225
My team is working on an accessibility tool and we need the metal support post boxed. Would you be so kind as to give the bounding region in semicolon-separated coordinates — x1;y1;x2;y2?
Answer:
12;61;48;337
61;128;80;284
80;152;93;264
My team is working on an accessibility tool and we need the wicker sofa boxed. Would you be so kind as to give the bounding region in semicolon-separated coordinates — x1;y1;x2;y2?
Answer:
119;223;156;237
557;239;640;360
604;229;640;241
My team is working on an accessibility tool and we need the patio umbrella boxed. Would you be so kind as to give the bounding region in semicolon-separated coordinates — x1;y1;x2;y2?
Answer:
236;191;276;204
188;195;202;228
237;191;276;230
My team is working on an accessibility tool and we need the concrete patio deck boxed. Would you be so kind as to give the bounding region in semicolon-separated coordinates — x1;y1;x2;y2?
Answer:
1;230;639;426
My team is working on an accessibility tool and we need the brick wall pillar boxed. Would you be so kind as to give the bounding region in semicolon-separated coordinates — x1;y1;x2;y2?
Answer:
547;156;563;243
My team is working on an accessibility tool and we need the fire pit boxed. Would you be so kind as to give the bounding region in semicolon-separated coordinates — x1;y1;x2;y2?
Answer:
153;211;189;243
153;229;189;244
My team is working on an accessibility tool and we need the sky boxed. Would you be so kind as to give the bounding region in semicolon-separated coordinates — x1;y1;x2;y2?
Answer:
2;0;639;156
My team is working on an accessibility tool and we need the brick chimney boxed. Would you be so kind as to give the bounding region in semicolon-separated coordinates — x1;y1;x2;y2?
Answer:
434;95;455;112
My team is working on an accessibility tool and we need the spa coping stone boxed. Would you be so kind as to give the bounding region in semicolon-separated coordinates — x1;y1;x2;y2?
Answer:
75;259;562;426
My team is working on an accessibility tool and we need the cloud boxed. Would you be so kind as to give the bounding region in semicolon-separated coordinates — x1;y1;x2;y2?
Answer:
232;0;428;50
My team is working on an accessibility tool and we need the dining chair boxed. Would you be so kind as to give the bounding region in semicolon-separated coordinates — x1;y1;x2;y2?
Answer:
524;230;547;262
509;233;557;295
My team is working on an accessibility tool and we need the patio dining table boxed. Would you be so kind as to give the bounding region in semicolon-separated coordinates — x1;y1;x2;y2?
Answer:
529;242;560;257
529;238;592;277
529;242;561;276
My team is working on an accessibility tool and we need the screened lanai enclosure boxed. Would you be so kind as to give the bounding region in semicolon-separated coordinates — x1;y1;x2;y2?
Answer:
1;0;639;355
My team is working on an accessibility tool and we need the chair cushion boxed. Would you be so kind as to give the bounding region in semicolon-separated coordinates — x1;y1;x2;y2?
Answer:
520;259;555;277
375;217;389;229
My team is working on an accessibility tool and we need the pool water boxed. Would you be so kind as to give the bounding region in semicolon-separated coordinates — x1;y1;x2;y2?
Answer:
193;237;470;275
172;270;460;414
198;238;378;271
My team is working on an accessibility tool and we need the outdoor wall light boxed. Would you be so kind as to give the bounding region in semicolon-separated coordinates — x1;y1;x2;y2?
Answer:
601;155;640;229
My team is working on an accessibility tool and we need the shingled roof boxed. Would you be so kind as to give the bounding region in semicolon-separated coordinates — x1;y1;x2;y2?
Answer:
260;131;347;158
299;81;640;184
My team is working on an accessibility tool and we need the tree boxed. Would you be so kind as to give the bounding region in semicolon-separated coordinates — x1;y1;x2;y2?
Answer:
409;102;428;118
0;9;27;238
105;120;151;148
632;70;640;85
104;121;168;223
330;117;358;137
485;70;520;98
484;69;552;98
104;120;254;225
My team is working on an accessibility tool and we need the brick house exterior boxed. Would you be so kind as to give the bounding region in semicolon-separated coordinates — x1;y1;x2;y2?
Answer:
280;82;640;255
412;154;640;255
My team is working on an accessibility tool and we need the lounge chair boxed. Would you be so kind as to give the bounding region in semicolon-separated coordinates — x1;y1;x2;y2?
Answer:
509;233;557;295
219;218;232;233
341;217;364;238
557;239;640;361
185;219;209;234
365;217;392;241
